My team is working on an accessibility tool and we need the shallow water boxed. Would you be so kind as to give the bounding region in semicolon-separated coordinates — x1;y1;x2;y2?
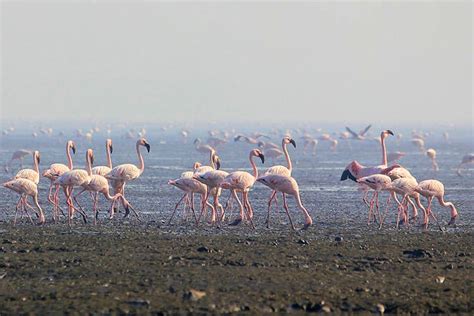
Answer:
1;130;473;231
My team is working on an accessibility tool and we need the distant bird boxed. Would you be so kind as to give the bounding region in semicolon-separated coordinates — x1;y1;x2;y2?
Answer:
411;138;425;152
14;151;41;184
4;149;32;173
426;148;439;171
220;149;265;226
91;139;113;176
106;138;150;219
234;135;260;144
456;154;474;176
257;174;313;230
3;178;45;225
193;138;215;154
415;180;458;228
345;125;372;140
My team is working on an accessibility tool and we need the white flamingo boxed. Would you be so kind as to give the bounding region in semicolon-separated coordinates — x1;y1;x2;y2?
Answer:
105;138;150;219
3;178;45;225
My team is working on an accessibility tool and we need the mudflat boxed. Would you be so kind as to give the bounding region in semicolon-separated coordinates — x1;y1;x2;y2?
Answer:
0;222;472;314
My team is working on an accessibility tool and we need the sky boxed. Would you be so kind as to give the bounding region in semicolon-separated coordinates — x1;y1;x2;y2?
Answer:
1;1;472;126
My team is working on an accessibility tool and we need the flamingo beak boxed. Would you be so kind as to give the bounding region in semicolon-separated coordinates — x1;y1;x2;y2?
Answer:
110;145;113;154
90;155;94;165
216;159;221;170
258;153;265;164
72;146;76;154
340;169;357;182
387;130;394;136
290;139;296;148
37;155;41;164
193;138;199;144
144;143;151;152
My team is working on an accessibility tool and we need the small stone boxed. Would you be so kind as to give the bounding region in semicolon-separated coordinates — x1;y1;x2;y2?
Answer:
436;276;446;284
183;289;206;301
127;298;150;306
297;239;309;245
335;236;343;242
322;305;331;313
197;246;210;253
376;303;385;314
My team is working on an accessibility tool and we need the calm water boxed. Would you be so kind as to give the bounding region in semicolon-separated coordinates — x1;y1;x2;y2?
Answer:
1;128;473;231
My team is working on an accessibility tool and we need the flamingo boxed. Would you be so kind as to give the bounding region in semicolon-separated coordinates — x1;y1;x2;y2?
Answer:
387;151;406;163
356;174;392;225
345;125;372;140
384;166;421;221
42;140;76;221
194;166;229;224
3;178;45;225
220;149;265;226
167;165;215;225
4;149;32;172
92;139;113;176
14;151;40;184
411;138;425;152
340;130;394;223
456;154;474;176
54;149;93;225
105;138;150;219
262;136;296;228
426;148;439;171
415;180;458;227
256;174;313;230
72;149;131;225
193;138;214;154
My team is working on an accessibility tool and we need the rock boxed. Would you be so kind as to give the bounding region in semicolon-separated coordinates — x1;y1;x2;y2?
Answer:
183;289;206;301
197;246;210;253
402;249;433;259
297;239;309;245
376;303;385;314
127;299;150;306
322;305;331;313
436;276;446;284
335;236;343;242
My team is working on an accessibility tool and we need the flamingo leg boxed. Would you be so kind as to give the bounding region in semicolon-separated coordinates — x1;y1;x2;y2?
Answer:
168;193;188;225
282;194;296;230
229;190;245;226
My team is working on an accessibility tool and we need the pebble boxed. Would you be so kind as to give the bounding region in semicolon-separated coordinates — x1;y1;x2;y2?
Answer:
376;303;385;314
335;236;343;242
183;289;206;301
436;276;446;284
297;239;309;245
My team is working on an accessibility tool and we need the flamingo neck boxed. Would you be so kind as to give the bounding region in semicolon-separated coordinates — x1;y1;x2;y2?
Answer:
136;142;145;174
438;196;458;218
249;152;258;179
86;154;92;176
33;153;39;174
209;151;215;169
66;143;73;170
106;144;112;169
282;140;292;173
102;189;118;201
381;135;388;166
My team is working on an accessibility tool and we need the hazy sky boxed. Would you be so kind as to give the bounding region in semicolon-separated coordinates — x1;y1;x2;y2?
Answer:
1;1;472;125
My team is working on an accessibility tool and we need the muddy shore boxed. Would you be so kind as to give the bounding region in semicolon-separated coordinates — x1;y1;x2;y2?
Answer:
0;220;472;315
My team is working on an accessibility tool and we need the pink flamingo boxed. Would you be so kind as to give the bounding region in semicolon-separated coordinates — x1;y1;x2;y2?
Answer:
220;149;265;226
72;149;131;225
415;180;458;227
426;148;439;171
14;151;40;184
42;140;76;221
263;136;296;228
457;154;474;176
92;138;113;176
3;178;45;225
168;165;215;225
257;174;313;230
194;167;229;224
456;154;474;177
54;149;93;225
340;130;394;223
106;138;150;219
4;149;32;173
356;174;392;225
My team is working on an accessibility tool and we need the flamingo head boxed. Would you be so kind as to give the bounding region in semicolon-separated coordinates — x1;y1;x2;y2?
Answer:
193;138;201;145
138;138;151;152
106;139;113;153
381;130;394;139
34;151;40;164
67;140;76;154
251;149;265;164
193;162;202;170
341;161;360;182
212;154;221;170
283;136;296;148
